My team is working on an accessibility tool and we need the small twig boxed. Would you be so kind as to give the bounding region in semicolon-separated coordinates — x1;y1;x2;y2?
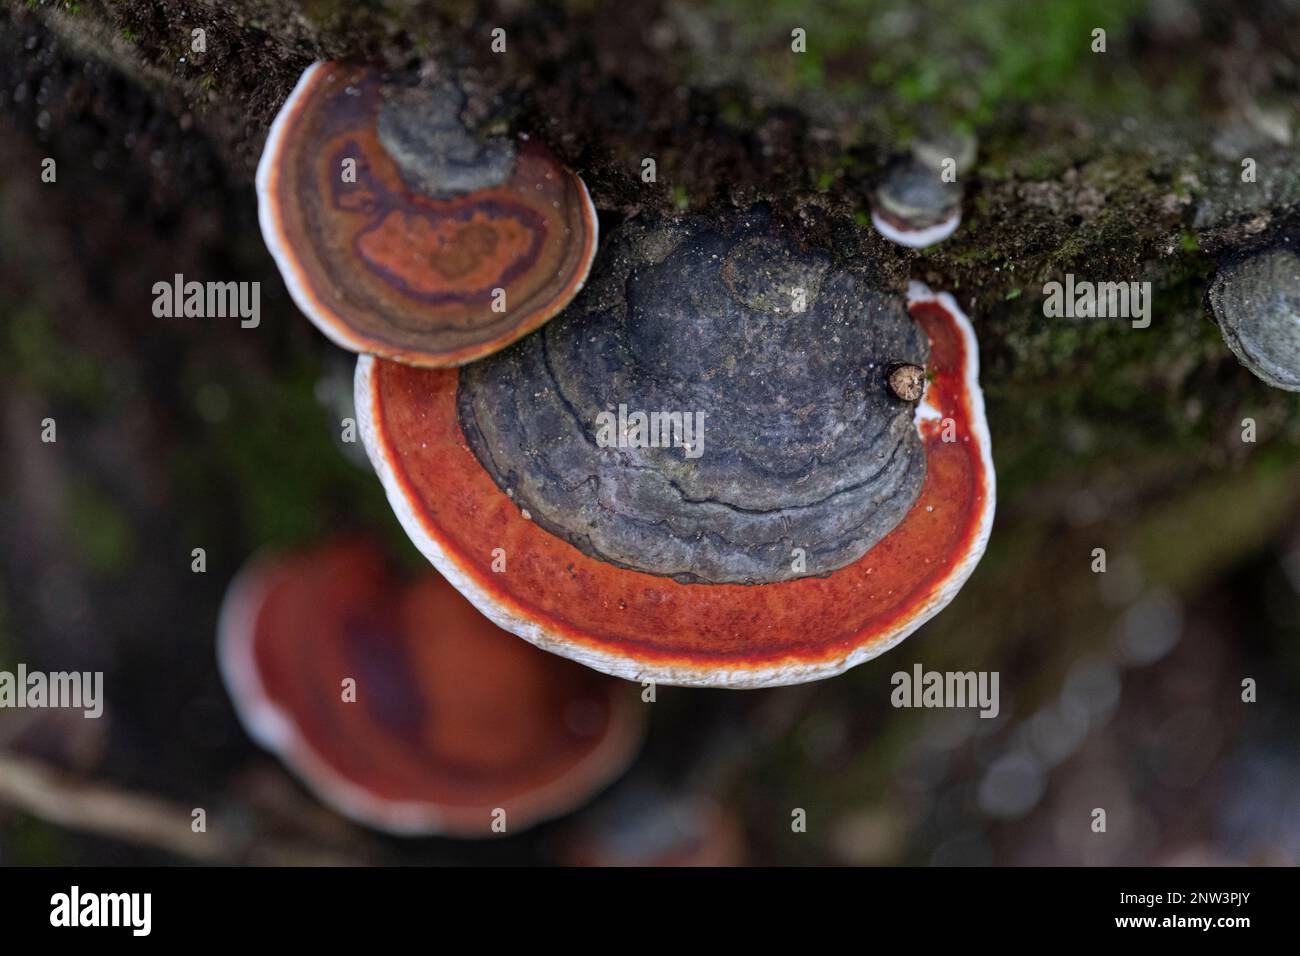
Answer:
0;753;367;865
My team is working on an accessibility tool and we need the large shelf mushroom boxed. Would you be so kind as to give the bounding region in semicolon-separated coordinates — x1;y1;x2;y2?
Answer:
218;540;644;836
257;61;598;367
356;208;995;688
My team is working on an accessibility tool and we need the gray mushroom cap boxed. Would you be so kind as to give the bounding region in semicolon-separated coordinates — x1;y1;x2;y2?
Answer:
456;207;930;585
911;130;978;177
1209;247;1300;392
874;159;963;230
375;77;516;198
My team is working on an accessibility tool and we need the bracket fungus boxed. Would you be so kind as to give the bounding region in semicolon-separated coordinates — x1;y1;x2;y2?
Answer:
217;540;644;836
1208;246;1300;392
257;61;599;367
357;208;995;688
870;159;963;249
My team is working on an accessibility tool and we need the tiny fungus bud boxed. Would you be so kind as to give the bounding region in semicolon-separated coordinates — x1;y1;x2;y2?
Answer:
870;159;963;248
887;363;926;402
1208;246;1300;392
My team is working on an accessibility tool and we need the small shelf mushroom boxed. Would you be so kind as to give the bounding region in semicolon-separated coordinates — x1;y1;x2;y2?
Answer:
257;62;599;367
870;159;963;249
217;540;644;836
870;130;973;249
1208;246;1300;392
355;209;995;689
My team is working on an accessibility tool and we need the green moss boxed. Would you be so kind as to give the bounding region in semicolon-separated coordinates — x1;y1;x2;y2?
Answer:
168;353;402;562
297;0;352;28
794;48;825;88
968;251;1274;504
1133;454;1300;591
709;0;1160;124
4;816;69;866
2;306;113;406
718;99;751;129
63;479;137;577
181;380;330;547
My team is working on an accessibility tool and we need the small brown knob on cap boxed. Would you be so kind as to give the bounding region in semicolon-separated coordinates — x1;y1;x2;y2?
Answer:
887;363;925;402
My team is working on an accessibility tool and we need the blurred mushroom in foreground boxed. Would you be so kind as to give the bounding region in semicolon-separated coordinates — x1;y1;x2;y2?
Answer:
217;540;644;837
257;62;599;367
356;208;995;688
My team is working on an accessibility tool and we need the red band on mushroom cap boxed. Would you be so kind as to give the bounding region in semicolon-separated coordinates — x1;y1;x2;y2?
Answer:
356;284;995;688
257;62;599;367
217;541;643;835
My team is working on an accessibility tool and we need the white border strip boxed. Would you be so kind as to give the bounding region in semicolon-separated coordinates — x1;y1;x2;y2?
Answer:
871;209;961;249
255;62;369;356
